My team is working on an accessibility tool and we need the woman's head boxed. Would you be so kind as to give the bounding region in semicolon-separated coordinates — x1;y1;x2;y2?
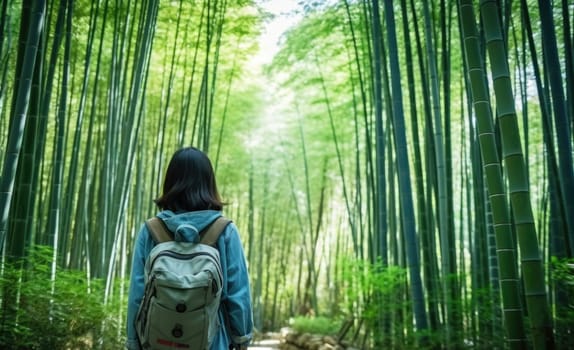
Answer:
155;147;223;212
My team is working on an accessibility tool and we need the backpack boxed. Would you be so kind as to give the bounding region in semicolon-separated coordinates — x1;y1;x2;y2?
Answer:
135;216;231;350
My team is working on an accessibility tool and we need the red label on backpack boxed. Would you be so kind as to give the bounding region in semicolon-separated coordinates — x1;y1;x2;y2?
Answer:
156;338;190;348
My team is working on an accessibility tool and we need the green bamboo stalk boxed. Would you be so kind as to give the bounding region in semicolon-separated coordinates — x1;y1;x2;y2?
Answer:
192;0;217;149
298;117;320;315
0;0;11;107
246;161;254;266
384;117;396;347
368;0;390;344
154;0;185;197
45;0;72;252
178;2;204;147
60;0;99;261
69;0;105;271
537;0;574;255
562;0;573;137
459;1;527;347
95;0;116;279
213;36;240;171
400;0;427;273
343;0;374;261
520;1;572;344
461;0;554;348
46;0;73;294
480;1;554;347
383;0;428;334
255;167;271;331
421;1;455;343
9;0;44;258
270;208;292;328
519;1;565;254
406;0;443;333
252;161;264;330
370;0;386;268
279;143;307;313
0;0;45;253
105;0;159;302
441;2;462;337
205;0;227;152
315;49;360;258
361;0;375;266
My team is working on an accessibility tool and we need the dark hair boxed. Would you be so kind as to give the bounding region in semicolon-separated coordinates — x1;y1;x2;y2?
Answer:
154;147;223;212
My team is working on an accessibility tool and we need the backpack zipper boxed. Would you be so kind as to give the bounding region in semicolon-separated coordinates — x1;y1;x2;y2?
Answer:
150;250;223;287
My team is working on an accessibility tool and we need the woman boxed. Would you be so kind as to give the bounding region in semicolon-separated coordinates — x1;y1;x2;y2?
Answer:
126;147;253;350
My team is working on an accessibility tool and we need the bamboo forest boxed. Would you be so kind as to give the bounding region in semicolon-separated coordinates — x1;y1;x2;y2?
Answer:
0;0;573;349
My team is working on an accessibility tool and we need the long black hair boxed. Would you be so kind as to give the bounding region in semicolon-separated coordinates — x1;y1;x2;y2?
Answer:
154;147;224;212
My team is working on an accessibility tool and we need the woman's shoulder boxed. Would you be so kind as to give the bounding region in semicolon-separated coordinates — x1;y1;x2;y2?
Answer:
219;219;241;242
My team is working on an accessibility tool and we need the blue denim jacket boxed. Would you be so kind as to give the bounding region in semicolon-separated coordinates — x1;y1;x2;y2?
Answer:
126;210;253;349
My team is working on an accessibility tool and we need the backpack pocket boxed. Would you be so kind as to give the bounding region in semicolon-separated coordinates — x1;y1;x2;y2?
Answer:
144;299;209;350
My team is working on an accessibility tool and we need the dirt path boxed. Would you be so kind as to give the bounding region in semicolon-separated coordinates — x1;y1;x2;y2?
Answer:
249;339;281;349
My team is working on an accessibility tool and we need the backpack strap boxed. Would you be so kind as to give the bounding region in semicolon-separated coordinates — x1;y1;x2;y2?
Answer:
145;217;173;243
146;216;231;246
200;216;231;247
